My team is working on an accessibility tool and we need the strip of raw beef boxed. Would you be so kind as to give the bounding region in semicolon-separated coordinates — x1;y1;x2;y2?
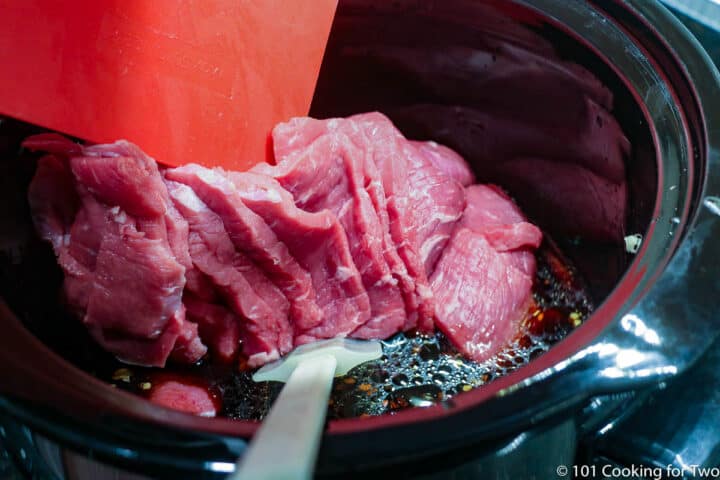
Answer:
266;113;451;333
410;140;475;187
430;185;541;363
26;119;554;371
165;165;324;334
164;202;217;301
25;134;204;367
403;139;466;276
460;185;542;275
148;375;218;417
254;127;404;339
340;112;439;331
184;295;242;364
223;170;373;342
170;308;208;363
166;180;292;365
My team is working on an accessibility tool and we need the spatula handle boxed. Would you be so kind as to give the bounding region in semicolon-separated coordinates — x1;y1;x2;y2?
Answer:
232;354;337;480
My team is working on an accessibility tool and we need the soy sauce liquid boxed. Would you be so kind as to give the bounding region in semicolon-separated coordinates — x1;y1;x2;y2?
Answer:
101;240;592;420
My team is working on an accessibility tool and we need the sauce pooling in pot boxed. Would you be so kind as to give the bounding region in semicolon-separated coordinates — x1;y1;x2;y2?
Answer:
101;239;591;419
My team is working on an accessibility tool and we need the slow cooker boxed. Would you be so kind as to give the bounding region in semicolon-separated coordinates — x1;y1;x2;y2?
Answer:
1;0;719;478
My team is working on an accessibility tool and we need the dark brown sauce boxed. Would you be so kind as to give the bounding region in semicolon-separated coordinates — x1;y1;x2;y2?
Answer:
101;239;592;420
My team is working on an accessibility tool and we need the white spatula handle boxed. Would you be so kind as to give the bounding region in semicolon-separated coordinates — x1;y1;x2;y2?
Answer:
232;354;337;480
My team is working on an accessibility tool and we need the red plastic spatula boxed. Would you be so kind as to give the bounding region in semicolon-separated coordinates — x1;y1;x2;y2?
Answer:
0;0;337;170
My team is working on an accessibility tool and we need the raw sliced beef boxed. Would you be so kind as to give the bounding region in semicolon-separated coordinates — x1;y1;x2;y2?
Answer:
266;113;462;332
308;117;467;281
430;185;541;363
25;135;204;367
341;113;437;331
224;171;373;342
165;165;324;333
149;376;217;417
83;199;183;339
93;310;183;368
164;202;217;301
166;180;292;365
70;156;166;218
410;140;475;187
430;229;534;363
256;129;405;338
403;139;466;275
170;311;208;363
27;114;550;372
460;185;542;275
184;295;242;363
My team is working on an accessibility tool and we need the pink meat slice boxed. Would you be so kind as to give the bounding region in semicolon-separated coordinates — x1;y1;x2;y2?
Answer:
148;377;217;417
70;145;192;342
163;202;209;348
92;310;184;368
25;135;204;367
346;112;438;331
170;308;208;363
429;184;541;363
410;140;476;187
164;202;217;301
343;116;432;332
267;113;442;333
165;165;324;334
460;185;542;275
184;295;242;364
403;140;466;276
63;190;195;366
164;203;192;271
69;145;168;218
255;130;403;339
166;180;292;366
430;229;534;363
83;196;184;340
224;170;373;343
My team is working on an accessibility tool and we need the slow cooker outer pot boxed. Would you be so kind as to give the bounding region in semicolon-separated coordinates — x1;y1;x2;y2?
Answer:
0;0;719;478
